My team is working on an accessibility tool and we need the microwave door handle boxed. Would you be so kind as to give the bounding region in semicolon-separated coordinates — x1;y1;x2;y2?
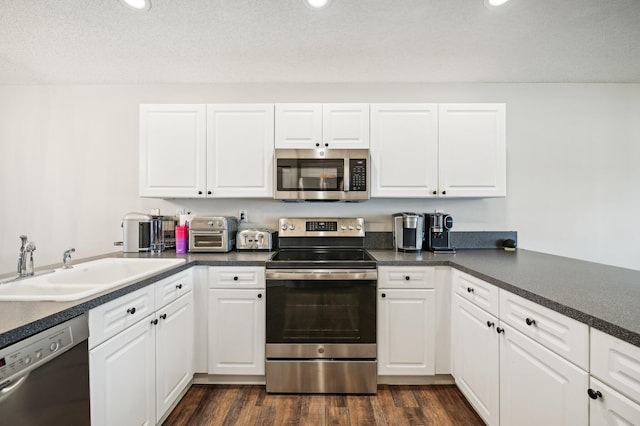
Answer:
343;160;350;192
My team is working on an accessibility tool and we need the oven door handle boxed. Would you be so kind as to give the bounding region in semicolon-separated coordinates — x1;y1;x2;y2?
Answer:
266;269;377;281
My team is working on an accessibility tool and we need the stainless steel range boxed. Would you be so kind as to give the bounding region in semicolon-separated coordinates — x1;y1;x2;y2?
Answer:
265;217;377;394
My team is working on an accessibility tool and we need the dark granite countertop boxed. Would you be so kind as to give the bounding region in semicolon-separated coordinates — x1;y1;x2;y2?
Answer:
1;248;639;350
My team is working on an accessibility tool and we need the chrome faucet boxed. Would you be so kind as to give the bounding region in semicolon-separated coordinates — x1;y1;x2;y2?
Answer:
17;235;36;277
62;248;75;269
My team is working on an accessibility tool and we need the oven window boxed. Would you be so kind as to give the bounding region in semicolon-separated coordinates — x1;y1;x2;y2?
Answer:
193;234;222;248
266;280;376;344
276;158;345;191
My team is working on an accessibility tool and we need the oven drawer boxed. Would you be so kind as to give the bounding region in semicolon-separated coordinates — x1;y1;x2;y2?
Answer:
209;266;265;289
266;360;377;394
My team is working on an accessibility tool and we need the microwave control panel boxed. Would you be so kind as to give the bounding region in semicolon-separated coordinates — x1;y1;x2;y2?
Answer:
350;159;367;191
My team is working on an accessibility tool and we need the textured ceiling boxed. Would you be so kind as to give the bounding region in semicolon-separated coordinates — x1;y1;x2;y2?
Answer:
1;0;639;84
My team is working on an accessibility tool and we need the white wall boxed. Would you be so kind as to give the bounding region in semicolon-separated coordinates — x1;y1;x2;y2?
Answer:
1;83;638;273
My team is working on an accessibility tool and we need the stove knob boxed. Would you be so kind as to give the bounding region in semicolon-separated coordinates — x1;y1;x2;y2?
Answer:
356;224;362;230
341;224;347;230
289;224;296;230
348;225;354;230
281;224;287;231
24;355;32;365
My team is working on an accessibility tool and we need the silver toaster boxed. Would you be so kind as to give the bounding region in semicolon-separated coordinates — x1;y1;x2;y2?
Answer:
236;228;276;251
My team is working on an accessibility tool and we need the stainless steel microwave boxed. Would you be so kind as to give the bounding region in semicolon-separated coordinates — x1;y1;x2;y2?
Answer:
274;148;370;201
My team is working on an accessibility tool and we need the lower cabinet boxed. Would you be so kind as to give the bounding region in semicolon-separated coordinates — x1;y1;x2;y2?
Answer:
377;266;436;377
451;270;589;426
90;278;194;426
451;294;499;426
499;322;588;426
377;289;435;375
207;266;266;376
589;377;640;426
90;313;156;426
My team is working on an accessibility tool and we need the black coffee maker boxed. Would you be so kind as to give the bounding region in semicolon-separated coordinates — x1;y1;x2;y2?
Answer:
424;213;456;253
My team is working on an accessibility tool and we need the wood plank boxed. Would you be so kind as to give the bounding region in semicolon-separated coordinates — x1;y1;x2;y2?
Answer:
162;384;484;426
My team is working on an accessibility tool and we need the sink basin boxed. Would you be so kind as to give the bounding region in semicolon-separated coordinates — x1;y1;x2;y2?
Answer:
0;258;186;302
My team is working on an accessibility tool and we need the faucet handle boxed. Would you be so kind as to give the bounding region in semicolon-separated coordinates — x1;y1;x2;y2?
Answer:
19;235;28;247
25;241;36;252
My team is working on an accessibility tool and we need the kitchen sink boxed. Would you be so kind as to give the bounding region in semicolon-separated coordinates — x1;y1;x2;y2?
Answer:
0;258;185;302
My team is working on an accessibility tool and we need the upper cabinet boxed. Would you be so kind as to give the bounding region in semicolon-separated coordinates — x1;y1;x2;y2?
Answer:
370;103;506;198
139;104;274;198
438;104;506;198
206;104;274;198
275;103;370;149
139;104;207;198
370;104;439;198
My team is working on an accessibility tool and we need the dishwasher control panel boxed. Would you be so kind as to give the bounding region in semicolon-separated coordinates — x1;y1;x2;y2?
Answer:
0;315;85;384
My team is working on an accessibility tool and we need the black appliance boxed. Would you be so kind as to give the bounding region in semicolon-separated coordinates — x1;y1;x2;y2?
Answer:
265;217;377;394
424;213;456;253
0;314;90;425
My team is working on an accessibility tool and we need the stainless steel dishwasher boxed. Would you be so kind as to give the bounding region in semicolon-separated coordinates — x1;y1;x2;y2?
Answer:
0;313;90;425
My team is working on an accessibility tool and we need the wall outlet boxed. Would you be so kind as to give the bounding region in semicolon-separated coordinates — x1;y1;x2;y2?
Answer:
239;209;248;223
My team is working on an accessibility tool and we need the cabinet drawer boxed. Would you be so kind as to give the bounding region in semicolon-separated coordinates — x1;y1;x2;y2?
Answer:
591;328;640;405
155;269;193;309
209;266;265;289
499;290;588;370
378;266;434;289
89;284;155;349
451;269;499;317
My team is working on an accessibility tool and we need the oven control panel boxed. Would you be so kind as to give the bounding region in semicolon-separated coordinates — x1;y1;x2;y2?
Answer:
278;218;365;237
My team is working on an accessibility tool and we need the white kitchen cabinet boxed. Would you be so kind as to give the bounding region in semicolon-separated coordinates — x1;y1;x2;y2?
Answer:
377;266;435;376
208;289;265;375
90;271;195;426
90;314;156;426
589;377;640;426
207;266;266;376
370;103;506;198
451;294;500;426
275;103;369;149
155;292;194;421
370;104;439;197
499;322;589;426
140;103;274;198
438;103;506;197
139;104;207;198
206;104;274;197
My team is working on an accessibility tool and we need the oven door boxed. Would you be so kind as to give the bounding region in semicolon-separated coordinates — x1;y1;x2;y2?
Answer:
266;269;376;356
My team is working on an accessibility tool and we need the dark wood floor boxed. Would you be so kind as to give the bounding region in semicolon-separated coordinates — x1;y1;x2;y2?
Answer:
163;384;484;426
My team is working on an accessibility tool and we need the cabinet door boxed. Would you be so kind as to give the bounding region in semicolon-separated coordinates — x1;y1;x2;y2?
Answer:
90;315;156;426
370;104;438;197
377;289;435;376
139;104;207;198
451;294;499;426
499;323;588;426
589;377;640;426
322;104;370;149
156;291;194;421
206;104;274;197
438;104;506;197
208;289;265;375
275;103;322;149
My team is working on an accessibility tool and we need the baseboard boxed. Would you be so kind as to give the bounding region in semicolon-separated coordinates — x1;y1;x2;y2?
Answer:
377;374;455;385
193;373;266;385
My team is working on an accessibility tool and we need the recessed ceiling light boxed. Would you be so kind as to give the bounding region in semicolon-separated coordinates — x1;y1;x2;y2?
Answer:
119;0;151;11
484;0;510;7
304;0;332;10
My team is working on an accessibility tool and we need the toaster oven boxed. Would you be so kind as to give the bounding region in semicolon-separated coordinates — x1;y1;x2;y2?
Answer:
188;216;238;252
